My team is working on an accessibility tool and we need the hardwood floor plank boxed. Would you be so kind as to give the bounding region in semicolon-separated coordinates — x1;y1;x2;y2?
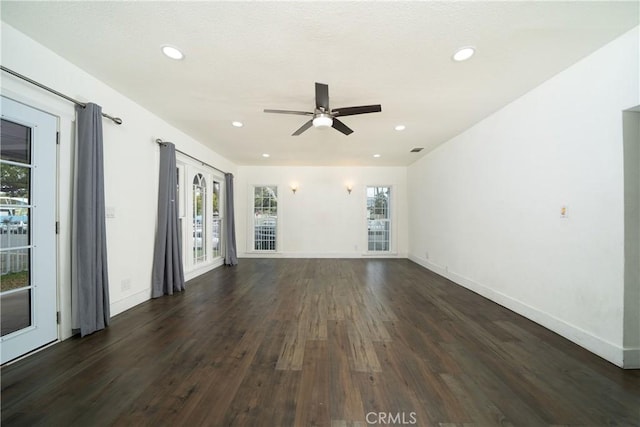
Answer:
346;320;382;373
276;319;308;371
327;321;366;425
293;340;331;427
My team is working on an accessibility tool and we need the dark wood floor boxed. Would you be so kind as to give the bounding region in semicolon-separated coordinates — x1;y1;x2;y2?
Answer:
2;259;639;426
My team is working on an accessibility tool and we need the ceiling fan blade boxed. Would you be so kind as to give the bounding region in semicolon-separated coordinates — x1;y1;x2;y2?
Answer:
264;109;313;116
315;83;329;111
332;118;353;135
332;104;382;117
292;119;314;136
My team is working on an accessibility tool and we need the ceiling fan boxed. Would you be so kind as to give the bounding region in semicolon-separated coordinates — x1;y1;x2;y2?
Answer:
264;82;382;136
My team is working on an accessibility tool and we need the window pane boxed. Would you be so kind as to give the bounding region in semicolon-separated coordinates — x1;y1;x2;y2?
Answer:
254;186;277;251
212;180;221;258
1;119;31;164
367;186;390;252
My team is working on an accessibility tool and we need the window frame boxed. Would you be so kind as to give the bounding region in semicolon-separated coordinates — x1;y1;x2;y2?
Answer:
365;185;393;254
211;178;223;259
250;184;279;252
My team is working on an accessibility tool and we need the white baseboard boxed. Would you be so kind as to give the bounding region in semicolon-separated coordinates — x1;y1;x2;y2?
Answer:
110;288;150;317
185;258;224;281
408;254;627;368
240;251;407;259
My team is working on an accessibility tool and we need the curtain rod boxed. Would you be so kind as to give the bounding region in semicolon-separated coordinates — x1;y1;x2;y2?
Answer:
155;139;228;175
1;65;123;125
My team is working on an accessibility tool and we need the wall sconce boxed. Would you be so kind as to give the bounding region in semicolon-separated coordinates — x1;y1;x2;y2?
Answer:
291;183;298;194
346;184;353;194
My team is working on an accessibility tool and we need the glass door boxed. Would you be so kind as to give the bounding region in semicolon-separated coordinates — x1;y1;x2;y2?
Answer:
0;97;57;364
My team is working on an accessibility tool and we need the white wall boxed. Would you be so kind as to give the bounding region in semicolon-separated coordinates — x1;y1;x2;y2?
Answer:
407;27;639;367
1;23;236;340
236;166;408;258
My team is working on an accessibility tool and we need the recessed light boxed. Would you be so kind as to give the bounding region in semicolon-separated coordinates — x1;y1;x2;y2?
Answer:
232;121;243;128
373;154;381;158
452;46;475;62
394;125;406;131
262;153;270;158
161;45;184;60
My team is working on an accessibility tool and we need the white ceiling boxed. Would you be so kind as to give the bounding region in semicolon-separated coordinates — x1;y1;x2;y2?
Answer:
2;1;638;166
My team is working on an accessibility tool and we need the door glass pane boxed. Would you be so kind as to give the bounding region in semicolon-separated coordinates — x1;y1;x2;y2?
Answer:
1;207;30;242
192;173;206;263
0;163;30;204
1;248;30;292
0;119;31;164
1;119;33;338
212;180;221;258
1;289;32;336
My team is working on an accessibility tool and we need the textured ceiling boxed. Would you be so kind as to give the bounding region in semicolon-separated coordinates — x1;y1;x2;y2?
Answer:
1;1;638;166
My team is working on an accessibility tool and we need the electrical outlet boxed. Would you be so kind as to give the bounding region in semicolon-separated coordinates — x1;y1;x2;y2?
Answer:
121;279;131;292
425;251;429;260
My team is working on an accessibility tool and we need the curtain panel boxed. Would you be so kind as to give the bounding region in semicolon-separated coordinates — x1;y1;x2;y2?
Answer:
224;173;238;266
152;142;185;297
72;103;110;337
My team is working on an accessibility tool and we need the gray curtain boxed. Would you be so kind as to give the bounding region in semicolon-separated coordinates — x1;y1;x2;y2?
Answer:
152;142;185;297
72;103;110;337
224;173;238;265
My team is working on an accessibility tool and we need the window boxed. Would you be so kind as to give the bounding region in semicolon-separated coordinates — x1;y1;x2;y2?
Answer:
367;186;391;252
176;166;183;256
212;180;221;258
253;186;277;251
193;173;206;264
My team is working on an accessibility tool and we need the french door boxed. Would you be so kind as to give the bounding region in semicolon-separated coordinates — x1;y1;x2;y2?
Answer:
177;157;225;278
0;96;57;364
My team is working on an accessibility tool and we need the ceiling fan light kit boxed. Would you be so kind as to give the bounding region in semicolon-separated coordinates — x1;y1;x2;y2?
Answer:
312;114;333;128
264;82;382;136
